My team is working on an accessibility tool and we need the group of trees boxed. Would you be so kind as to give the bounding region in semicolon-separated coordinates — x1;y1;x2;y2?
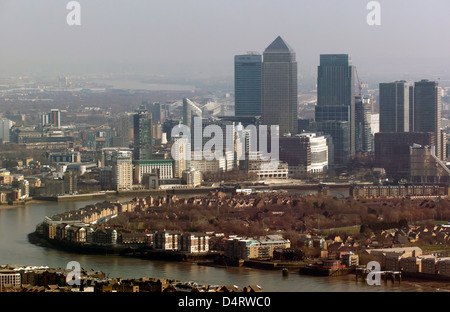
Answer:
108;194;450;240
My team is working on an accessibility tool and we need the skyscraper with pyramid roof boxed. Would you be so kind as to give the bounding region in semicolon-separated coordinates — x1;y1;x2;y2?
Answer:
261;36;298;136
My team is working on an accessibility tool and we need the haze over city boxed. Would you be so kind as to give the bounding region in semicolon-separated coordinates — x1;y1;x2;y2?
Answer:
1;0;449;90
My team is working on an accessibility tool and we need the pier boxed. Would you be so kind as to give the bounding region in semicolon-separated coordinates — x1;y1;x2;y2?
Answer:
356;267;401;284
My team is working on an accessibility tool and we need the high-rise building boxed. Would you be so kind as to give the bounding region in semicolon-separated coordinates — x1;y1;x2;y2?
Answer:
234;53;262;117
172;135;191;178
315;54;355;167
0;118;14;143
113;113;134;148
133;111;152;161
41;109;61;128
414;80;442;159
379;81;410;133
183;98;202;148
183;98;202;130
261;36;298;136
355;95;373;153
112;150;133;191
409;85;415;131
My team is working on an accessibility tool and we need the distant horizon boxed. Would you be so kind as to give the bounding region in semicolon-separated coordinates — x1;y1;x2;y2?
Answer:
1;1;450;90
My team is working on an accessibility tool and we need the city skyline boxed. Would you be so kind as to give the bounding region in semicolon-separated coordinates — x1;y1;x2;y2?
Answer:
0;1;450;88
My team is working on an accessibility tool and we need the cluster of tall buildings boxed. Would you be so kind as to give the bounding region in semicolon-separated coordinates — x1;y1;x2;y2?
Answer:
234;37;374;173
234;36;449;183
376;79;447;182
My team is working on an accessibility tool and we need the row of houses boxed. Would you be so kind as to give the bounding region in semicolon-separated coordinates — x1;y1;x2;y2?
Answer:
36;219;211;254
0;265;261;293
364;246;450;277
350;184;449;199
49;200;135;224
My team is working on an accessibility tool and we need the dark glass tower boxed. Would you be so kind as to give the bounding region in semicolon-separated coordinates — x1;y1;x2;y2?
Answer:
414;80;442;159
234;53;262;117
379;81;409;133
261;36;298;136
315;54;355;167
133;111;153;161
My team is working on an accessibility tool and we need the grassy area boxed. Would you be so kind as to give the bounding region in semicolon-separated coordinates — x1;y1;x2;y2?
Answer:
417;245;450;252
318;225;361;235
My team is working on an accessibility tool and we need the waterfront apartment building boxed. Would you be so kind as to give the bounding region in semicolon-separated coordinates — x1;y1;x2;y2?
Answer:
234;53;262;117
134;160;173;184
315;54;355;167
179;233;210;253
0;271;21;291
379;81;410;133
112;150;133;191
261;36;298;136
153;231;181;251
224;235;291;260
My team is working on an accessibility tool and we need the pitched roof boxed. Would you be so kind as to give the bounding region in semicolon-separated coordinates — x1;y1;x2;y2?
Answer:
264;36;294;53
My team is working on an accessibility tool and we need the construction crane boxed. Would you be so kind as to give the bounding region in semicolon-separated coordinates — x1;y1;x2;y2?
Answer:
355;68;363;96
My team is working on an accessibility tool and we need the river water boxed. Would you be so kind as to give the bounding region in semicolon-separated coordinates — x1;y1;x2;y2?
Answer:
0;194;435;292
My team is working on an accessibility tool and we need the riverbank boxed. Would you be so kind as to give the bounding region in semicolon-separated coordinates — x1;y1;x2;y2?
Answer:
0;199;50;210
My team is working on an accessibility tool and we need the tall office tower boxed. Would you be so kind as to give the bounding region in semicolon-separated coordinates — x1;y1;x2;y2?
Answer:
379;81;409;133
0;118;14;143
183;98;203;148
315;54;355;167
112;150;133;191
151;102;165;125
261;36;298;136
133;111;153;161
414;80;442;159
409;85;415;131
355;96;373;153
234;52;262;117
113;113;134;148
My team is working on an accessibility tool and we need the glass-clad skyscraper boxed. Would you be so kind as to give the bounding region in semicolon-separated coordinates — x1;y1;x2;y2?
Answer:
234;53;262;117
315;54;355;167
414;80;442;159
133;111;152;161
261;36;298;136
379;81;410;133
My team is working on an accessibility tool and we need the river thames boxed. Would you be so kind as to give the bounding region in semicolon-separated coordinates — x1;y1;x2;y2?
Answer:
0;194;438;292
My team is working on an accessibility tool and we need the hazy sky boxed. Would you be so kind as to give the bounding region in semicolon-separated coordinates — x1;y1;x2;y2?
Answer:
1;0;449;85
